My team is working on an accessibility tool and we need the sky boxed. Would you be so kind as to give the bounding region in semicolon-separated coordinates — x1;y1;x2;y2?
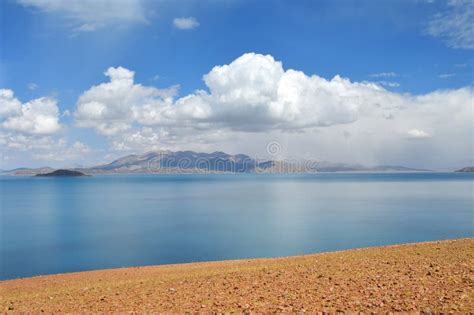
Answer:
0;0;473;170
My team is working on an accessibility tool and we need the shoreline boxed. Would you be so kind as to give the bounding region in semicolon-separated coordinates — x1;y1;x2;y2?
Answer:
1;238;473;312
2;237;471;282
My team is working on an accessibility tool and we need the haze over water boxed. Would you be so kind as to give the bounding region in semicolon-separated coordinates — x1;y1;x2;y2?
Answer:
1;172;473;280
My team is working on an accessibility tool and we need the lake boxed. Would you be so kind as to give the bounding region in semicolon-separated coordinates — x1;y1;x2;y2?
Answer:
1;173;473;280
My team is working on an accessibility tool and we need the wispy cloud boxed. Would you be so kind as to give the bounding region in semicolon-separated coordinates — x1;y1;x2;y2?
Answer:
173;17;199;30
27;83;38;90
16;0;148;32
438;73;456;79
406;129;432;139
426;0;474;49
369;72;398;78
376;81;400;88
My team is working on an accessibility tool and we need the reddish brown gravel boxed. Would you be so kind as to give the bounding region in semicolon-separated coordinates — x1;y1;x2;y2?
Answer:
1;238;473;313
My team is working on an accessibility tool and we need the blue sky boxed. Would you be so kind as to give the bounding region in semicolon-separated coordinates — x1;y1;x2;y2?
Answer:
0;0;473;169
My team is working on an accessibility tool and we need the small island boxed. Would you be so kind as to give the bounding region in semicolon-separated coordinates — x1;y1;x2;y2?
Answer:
455;166;474;172
36;169;88;177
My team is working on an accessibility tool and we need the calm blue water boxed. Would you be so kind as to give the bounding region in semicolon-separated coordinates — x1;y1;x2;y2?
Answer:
1;173;473;280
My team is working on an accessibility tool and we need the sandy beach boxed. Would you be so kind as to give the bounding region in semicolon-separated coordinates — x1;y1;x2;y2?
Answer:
1;238;473;313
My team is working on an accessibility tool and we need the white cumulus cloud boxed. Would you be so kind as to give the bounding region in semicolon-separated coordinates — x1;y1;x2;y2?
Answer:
0;89;61;135
0;89;21;117
75;67;178;135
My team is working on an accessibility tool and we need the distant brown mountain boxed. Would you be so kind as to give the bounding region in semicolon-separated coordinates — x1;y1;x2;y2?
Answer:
1;150;433;175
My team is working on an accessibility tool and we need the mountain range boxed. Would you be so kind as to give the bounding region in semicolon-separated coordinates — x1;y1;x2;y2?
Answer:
1;150;432;175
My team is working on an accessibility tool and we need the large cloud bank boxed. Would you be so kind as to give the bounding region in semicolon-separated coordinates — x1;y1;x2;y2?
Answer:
75;53;405;134
75;53;473;140
73;53;473;168
1;53;472;168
